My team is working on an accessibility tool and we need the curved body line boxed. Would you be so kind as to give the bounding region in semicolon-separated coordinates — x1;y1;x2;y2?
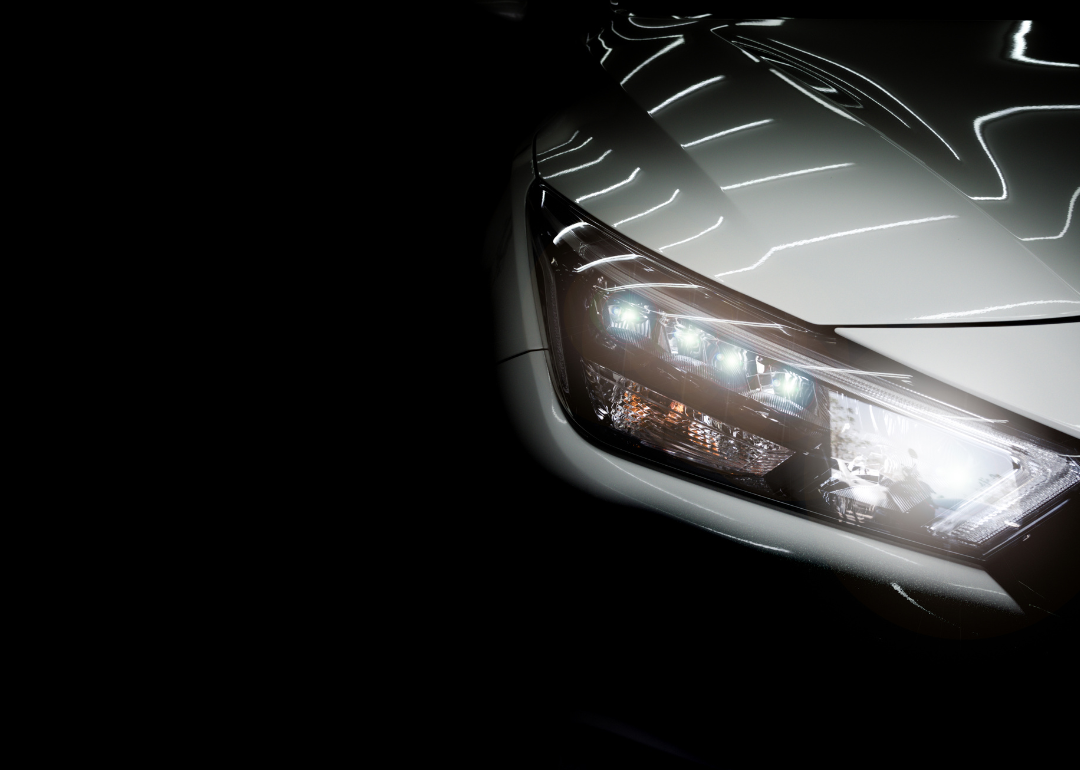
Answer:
770;68;861;124
770;39;959;159
647;75;724;114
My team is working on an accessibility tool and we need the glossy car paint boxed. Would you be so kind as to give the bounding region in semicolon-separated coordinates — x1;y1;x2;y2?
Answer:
837;324;1080;439
489;15;1080;627
534;17;1079;326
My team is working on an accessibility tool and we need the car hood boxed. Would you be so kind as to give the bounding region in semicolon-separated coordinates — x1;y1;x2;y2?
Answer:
536;17;1080;326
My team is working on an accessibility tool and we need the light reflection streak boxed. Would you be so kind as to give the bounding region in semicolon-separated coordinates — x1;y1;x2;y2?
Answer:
721;162;854;191
647;75;725;114
912;299;1080;321
770;40;959;158
839;533;918;564
576;167;641;202
970;106;1080;200
596;29;613;65
552;221;589;245
715;215;957;278
1020;187;1079;241
610;24;684;42
659;216;724;251
662;315;787;330
573;255;638;273
613;189;679;226
769;68;861;124
538;136;593;163
740;38;910;127
628;17;699;29
947;583;1009;598
545;149;612;179
538;130;579;157
737;19;785;26
681;118;773;148
891;582;949;622
604;282;701;293
1010;20;1079;68
760;54;838;91
737;47;760;63
621;38;684;84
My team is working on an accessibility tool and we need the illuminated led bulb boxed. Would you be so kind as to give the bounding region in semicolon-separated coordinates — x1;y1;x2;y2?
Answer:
718;352;741;370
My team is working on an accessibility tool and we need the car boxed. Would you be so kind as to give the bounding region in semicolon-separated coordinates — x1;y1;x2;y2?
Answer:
471;4;1079;762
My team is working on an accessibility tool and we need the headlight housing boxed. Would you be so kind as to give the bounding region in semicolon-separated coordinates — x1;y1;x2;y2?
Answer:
527;180;1080;560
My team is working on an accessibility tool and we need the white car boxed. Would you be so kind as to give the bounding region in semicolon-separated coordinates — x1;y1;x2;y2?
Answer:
487;8;1079;656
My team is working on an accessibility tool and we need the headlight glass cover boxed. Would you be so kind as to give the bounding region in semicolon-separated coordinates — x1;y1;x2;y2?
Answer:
527;181;1080;560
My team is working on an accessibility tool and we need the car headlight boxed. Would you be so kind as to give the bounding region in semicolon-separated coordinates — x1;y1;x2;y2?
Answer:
527;180;1080;560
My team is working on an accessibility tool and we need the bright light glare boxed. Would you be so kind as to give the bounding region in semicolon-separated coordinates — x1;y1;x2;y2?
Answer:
719;353;742;370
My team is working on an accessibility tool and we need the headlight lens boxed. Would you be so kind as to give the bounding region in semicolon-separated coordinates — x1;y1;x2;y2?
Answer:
528;181;1080;559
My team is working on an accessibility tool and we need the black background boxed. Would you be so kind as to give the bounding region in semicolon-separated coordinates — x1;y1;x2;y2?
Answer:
412;4;1078;764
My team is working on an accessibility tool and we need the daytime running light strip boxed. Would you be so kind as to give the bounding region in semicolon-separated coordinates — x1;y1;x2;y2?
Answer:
648;75;725;114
